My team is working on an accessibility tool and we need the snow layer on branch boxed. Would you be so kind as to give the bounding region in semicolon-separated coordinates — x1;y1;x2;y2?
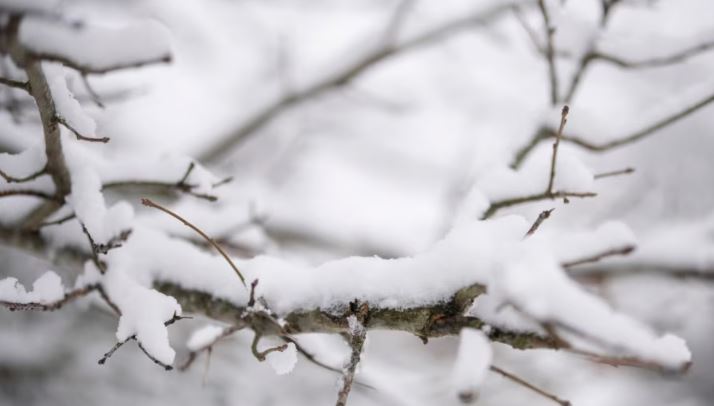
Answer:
20;18;171;73
187;325;224;351
103;214;690;370
65;167;133;243
490;241;690;369
103;267;181;365
476;144;594;202
451;328;492;400
43;63;97;137
0;271;64;304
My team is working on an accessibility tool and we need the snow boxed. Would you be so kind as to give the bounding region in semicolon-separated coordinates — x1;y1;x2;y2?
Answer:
186;325;225;351
43;62;97;137
104;267;182;365
491;241;691;369
451;328;492;401
65;166;134;244
0;271;64;304
266;342;297;375
19;18;171;73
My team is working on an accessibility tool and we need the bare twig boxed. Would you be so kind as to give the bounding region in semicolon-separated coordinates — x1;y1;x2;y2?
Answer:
250;332;289;362
0;188;57;200
490;364;571;406
524;208;554;237
0;164;47;183
0;76;30;92
178;324;244;371
563;92;714;151
537;0;559;105
103;162;222;202
511;90;714;170
546;105;569;194
482;191;596;219
38;212;76;227
80;73;105;108
593;167;634;180
27;52;171;76
591;39;714;69
141;198;247;287
55;116;110;143
561;245;635;268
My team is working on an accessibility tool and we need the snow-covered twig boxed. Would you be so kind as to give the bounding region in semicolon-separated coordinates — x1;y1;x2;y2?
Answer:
98;313;188;370
0;283;98;311
335;304;368;406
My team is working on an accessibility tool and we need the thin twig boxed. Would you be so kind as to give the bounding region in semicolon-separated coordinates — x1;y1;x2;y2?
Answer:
563;92;714;151
591;39;714;69
482;190;596;219
593;167;634;180
561;245;635;268
524;208;554;237
546;105;569;195
55;116;110;143
250;332;288;361
178;324;244;371
141;198;247;287
39;213;76;227
537;0;559;105
0;188;58;200
0;76;30;92
80;74;105;108
0;164;47;184
490;365;571;406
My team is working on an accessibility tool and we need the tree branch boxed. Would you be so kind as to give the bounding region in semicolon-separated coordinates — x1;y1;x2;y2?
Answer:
490;364;571;406
198;2;518;163
537;0;559;105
